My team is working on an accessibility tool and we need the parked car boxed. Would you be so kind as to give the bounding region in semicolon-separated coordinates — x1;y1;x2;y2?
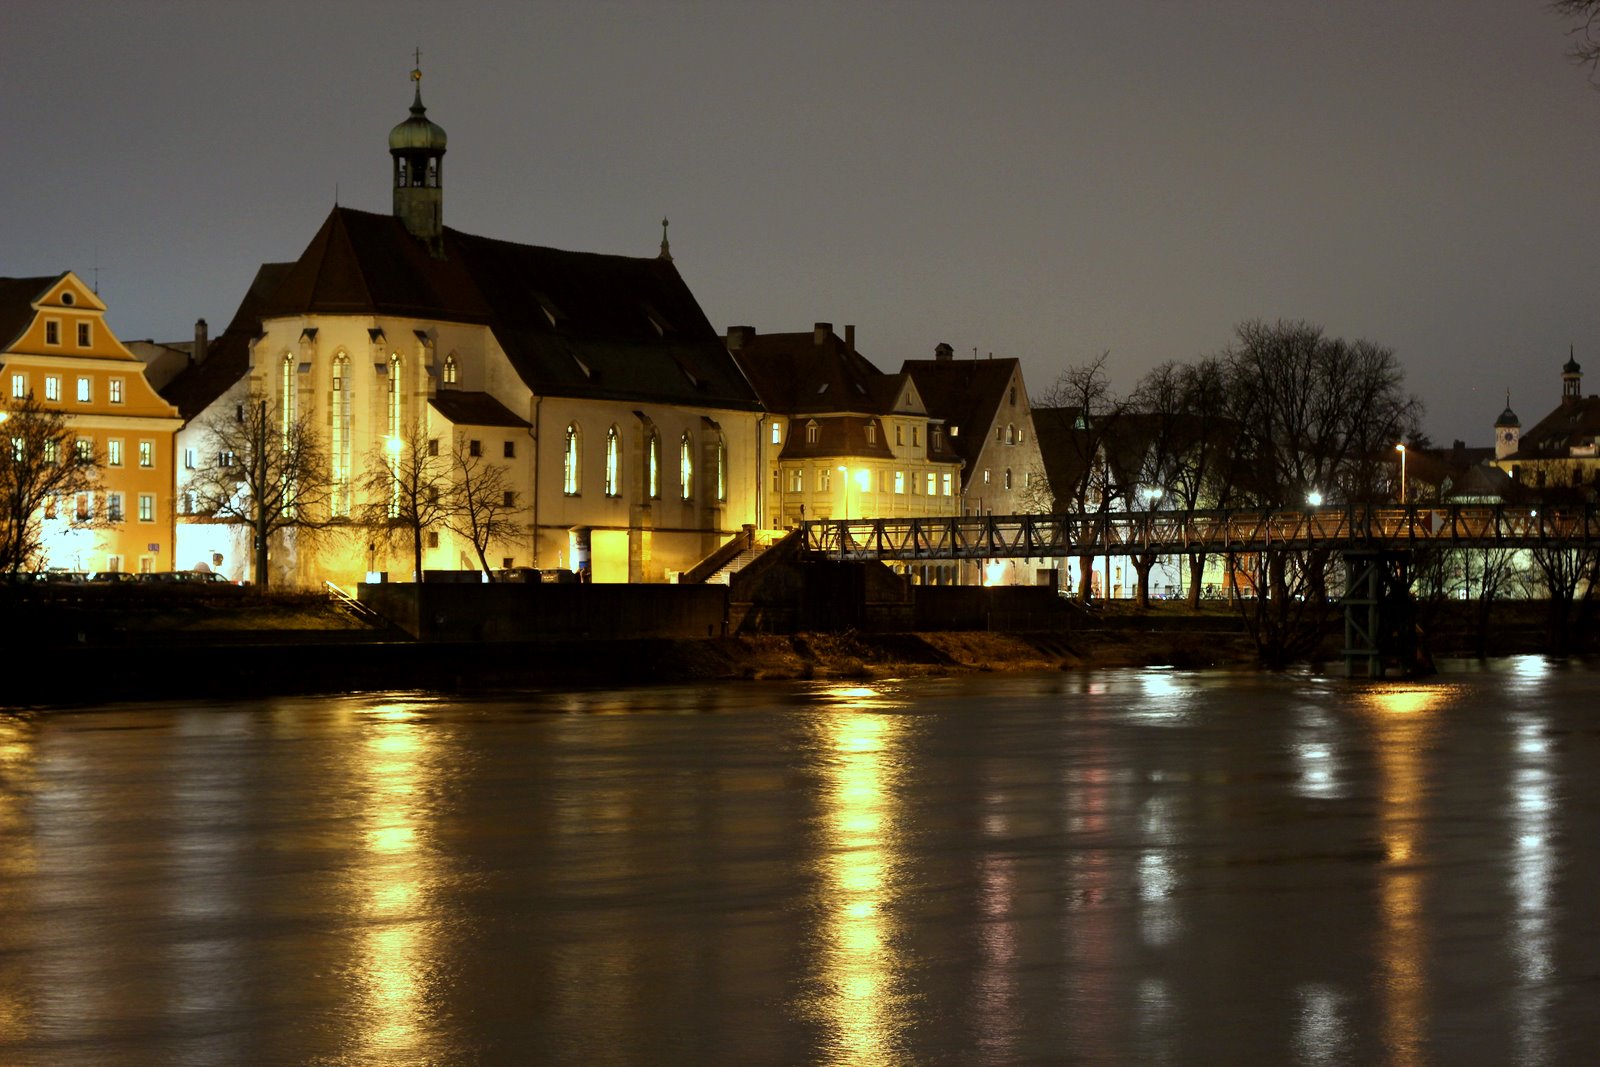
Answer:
88;571;139;583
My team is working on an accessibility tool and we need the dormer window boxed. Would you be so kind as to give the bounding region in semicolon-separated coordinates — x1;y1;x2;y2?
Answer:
865;422;877;445
805;420;820;445
443;354;458;386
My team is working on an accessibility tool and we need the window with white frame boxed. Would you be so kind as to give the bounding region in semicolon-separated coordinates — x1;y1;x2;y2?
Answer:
107;439;123;467
107;492;124;523
138;440;153;468
9;374;24;399
894;470;905;494
45;320;61;346
44;375;60;402
771;422;781;445
805;421;819;445
818;468;832;492
942;472;952;496
76;377;91;402
866;422;877;445
108;378;124;404
78;322;92;347
787;468;803;493
926;472;936;495
138;494;155;523
43;440;58;465
75;438;92;461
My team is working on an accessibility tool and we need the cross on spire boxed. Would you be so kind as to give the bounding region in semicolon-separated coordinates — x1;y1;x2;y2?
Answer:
411;46;423;82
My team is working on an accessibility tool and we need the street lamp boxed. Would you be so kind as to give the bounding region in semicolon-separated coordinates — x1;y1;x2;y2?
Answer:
1307;490;1323;507
1395;443;1407;505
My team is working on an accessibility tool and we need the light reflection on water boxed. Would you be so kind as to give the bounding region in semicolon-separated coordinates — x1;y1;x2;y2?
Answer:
2;664;1600;1063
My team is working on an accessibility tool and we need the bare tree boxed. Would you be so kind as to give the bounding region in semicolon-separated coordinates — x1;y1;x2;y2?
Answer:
1529;544;1600;655
1221;320;1421;667
1033;353;1124;600
359;420;455;582
0;395;101;575
445;437;526;578
188;399;332;588
1553;1;1600;75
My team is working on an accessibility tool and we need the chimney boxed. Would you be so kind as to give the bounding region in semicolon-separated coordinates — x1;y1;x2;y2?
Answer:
726;325;754;350
813;322;832;346
844;324;855;351
194;318;209;364
935;342;954;362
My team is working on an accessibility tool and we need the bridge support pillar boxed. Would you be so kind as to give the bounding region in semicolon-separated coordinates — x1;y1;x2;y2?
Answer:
1341;550;1418;679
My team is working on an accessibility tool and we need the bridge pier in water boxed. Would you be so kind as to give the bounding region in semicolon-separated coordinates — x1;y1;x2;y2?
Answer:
1341;549;1420;679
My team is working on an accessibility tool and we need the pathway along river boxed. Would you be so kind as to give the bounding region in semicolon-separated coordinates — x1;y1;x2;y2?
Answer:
2;661;1599;1065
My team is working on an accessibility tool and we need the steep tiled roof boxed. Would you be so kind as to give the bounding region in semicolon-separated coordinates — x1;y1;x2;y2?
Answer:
429;390;528;428
159;263;293;421
901;356;1019;469
261;207;760;411
1509;396;1600;459
0;276;59;352
730;329;901;416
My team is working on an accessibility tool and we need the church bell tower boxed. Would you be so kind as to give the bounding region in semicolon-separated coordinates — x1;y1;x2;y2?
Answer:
389;59;448;254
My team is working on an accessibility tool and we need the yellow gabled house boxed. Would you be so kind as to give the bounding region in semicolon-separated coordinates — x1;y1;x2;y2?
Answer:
0;272;184;573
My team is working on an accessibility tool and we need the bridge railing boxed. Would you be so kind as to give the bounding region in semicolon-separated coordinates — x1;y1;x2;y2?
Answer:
799;503;1600;561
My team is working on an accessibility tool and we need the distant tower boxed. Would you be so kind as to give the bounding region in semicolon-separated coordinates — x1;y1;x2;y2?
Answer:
389;57;448;254
1563;346;1582;406
659;218;672;262
1495;390;1520;460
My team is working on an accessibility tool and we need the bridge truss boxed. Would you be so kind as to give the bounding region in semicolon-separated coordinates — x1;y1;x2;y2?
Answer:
799;504;1600;562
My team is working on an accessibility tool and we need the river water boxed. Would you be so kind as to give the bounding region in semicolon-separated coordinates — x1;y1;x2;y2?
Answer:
1;659;1598;1065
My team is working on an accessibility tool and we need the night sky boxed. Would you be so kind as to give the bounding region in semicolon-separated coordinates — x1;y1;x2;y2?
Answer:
7;1;1600;447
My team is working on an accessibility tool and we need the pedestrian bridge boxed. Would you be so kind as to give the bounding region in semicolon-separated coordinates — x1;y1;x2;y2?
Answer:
799;503;1599;562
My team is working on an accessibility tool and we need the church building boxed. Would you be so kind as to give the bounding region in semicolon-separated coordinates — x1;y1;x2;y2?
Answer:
162;68;763;586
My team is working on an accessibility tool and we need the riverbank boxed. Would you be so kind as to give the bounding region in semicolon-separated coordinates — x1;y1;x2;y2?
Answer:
0;586;1573;708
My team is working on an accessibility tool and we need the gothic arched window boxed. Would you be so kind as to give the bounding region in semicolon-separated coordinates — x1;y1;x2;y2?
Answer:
679;433;694;501
564;423;581;496
648;432;661;499
605;426;621;497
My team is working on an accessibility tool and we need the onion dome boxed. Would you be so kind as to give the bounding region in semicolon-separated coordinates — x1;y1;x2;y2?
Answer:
389;70;447;154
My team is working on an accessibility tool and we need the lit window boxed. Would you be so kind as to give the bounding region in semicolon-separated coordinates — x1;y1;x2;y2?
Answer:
983;468;991;485
109;378;124;404
75;438;92;461
8;437;21;461
43;440;58;465
280;354;295;441
107;492;124;523
1005;468;1013;490
443;353;458;385
564;423;581;495
107;439;123;466
138;440;153;468
942;472;952;496
787;468;803;492
330;353;351;516
926;472;936;495
387;354;402;437
605;426;620;496
138;493;155;522
716;436;726;501
218;450;235;467
77;377;91;402
819;468;832;492
44;376;60;401
77;322;91;347
771;422;781;445
648;432;660;498
894;471;905;494
9;374;23;399
680;433;694;500
45;320;61;345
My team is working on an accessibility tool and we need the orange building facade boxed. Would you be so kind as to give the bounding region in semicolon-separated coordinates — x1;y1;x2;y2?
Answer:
0;272;184;573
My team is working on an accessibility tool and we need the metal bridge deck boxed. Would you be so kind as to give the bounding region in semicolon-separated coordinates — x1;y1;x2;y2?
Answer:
799;504;1598;562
